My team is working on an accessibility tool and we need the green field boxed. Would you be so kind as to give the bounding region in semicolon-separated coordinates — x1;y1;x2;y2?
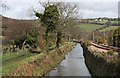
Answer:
2;50;39;75
2;51;38;66
2;44;61;75
77;23;103;32
100;26;118;32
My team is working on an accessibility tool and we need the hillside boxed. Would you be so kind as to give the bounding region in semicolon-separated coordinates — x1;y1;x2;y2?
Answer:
2;15;37;36
1;15;45;46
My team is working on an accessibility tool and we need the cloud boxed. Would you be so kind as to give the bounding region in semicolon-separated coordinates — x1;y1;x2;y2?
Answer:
0;0;119;19
1;0;40;19
79;2;118;18
82;9;118;18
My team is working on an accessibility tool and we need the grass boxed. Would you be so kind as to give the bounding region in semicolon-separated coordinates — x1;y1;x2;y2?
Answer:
77;23;118;32
77;23;103;32
3;52;38;66
2;53;41;75
2;50;30;61
2;50;38;75
2;42;75;76
100;26;118;32
2;45;58;65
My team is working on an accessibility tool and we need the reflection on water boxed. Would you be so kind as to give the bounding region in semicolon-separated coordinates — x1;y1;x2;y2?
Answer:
47;44;91;76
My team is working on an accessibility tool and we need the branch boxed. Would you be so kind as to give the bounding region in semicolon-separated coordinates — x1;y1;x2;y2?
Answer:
58;3;78;28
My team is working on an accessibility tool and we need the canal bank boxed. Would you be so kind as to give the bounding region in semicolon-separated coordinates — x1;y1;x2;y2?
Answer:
46;44;91;76
81;42;120;76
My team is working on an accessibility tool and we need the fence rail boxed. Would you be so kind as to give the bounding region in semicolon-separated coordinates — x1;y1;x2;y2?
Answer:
91;42;120;52
73;39;120;52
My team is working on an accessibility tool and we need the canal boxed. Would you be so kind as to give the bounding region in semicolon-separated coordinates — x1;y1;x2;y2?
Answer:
46;43;91;76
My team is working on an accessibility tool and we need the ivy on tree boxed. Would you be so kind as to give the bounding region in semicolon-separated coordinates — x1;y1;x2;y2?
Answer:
35;5;59;50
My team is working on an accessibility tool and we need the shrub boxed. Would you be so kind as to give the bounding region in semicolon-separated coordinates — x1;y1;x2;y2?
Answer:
107;50;114;56
15;29;39;49
85;40;91;46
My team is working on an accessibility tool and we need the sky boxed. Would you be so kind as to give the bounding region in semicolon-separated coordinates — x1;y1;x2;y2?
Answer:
0;0;120;19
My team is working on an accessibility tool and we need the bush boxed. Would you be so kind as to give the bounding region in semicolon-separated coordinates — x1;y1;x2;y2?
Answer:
85;40;91;46
107;50;114;56
95;36;106;44
15;37;25;49
15;29;39;49
26;29;39;48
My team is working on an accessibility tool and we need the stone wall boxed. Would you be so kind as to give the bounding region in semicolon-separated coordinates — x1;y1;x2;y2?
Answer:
81;43;120;77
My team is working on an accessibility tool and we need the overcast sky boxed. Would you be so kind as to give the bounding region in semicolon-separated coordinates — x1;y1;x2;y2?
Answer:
0;0;120;19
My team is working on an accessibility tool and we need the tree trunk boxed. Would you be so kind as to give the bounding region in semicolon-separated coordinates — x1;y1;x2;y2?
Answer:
45;29;49;52
56;31;62;48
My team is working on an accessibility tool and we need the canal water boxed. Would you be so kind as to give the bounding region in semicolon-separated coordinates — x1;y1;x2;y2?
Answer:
47;43;91;76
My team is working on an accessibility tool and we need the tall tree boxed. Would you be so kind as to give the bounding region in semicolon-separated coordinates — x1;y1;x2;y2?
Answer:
35;4;59;51
55;2;81;48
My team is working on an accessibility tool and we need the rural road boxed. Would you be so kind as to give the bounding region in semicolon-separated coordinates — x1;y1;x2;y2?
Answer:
47;43;91;76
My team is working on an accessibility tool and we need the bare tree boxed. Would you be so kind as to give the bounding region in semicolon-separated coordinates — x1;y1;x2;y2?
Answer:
0;0;9;10
55;2;82;47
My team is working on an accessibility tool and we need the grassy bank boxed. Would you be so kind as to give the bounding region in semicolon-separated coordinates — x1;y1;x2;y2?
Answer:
2;50;38;75
3;42;75;76
81;42;120;77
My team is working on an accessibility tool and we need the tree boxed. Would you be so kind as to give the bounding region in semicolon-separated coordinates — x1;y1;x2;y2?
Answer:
55;2;81;48
56;31;62;48
35;4;59;51
0;0;9;10
113;27;120;48
34;2;82;49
